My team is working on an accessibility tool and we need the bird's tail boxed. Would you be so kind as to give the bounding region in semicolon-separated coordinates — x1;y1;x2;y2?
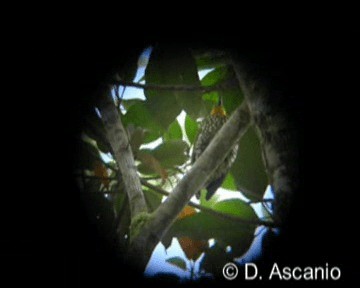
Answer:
195;174;226;201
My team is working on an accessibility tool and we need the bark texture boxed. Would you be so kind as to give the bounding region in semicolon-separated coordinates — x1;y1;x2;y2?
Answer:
232;56;299;225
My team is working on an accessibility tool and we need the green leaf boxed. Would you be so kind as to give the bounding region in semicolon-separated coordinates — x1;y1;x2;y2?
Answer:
201;67;244;115
167;207;257;258
184;115;199;144
199;190;220;208
213;199;256;219
221;173;237;191
201;66;230;87
200;67;229;114
122;102;164;143
128;126;146;155
166;257;187;271
202;91;219;104
143;97;182;131
145;45;202;125
121;99;144;110
231;127;268;200
221;88;244;115
137;151;168;180
149;140;188;169
164;120;182;141
193;50;228;70
201;92;219;115
143;189;162;212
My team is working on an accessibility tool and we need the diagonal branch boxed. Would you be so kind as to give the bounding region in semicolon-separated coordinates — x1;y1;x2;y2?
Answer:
130;101;254;265
96;86;147;218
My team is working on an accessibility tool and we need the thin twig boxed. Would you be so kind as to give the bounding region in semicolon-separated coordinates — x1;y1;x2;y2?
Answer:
111;79;237;93
260;201;274;222
248;198;274;204
140;179;276;228
74;175;276;226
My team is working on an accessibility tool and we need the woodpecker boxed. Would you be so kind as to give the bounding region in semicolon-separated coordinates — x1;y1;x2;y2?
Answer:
191;98;239;200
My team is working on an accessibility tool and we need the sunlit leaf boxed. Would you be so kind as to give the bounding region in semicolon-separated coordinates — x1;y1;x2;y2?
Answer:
184;115;199;144
166;257;187;271
201;66;230;87
202;91;219;104
164;120;182;141
212;199;256;219
231;127;268;200
199;190;220;208
221;173;237;191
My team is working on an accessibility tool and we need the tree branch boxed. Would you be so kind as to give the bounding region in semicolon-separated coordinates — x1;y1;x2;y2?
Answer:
96;87;147;218
74;173;274;226
231;56;299;225
141;179;275;227
130;101;253;265
111;79;237;93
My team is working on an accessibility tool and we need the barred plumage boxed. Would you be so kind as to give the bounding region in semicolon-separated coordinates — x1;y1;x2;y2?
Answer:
191;103;238;200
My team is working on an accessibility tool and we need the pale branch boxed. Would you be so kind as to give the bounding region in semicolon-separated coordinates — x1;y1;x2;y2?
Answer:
236;183;263;202
97;87;147;218
111;79;238;93
129;101;254;265
140;179;276;227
